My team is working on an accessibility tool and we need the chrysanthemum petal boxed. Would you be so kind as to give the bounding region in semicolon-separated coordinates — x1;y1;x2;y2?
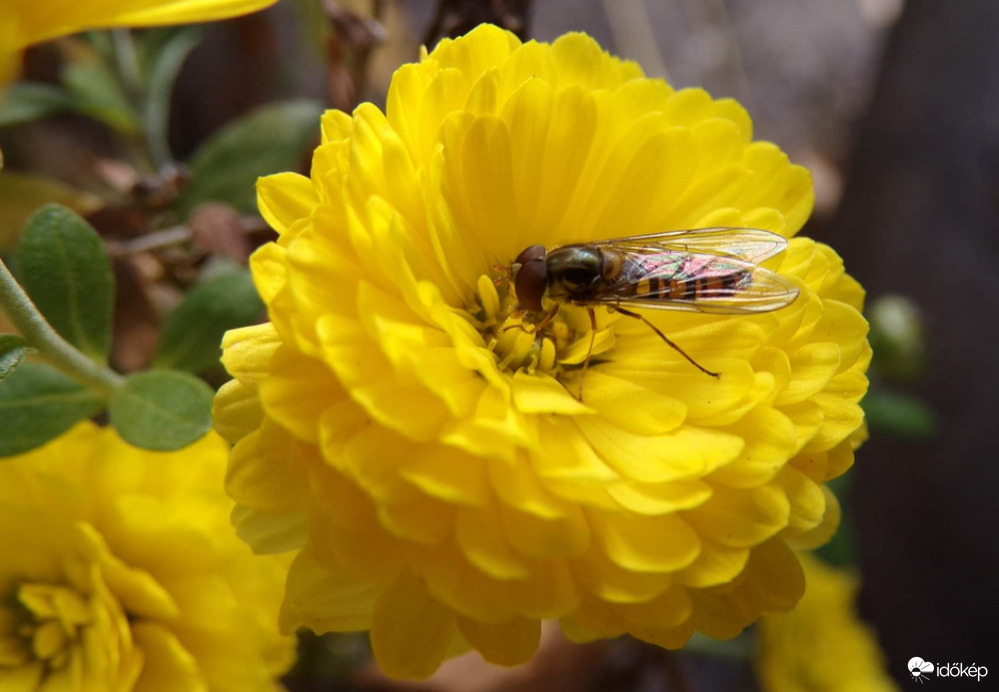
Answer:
371;573;460;680
577;418;743;483
279;549;378;633
219;323;280;386
606;479;713;515
257;173;317;237
212;380;263;444
130;623;201;692
573;549;673;603
591;511;701;573
226;425;308;512
684;484;790;548
676;537;750;588
455;615;540;667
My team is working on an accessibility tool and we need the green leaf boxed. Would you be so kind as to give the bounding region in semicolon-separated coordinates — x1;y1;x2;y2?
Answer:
63;58;140;134
0;363;105;457
815;475;856;568
154;270;263;373
109;370;214;451
0;173;103;251
18;204;115;361
862;389;936;440
143;28;203;167
0;335;34;382
0;83;79;128
177;100;323;217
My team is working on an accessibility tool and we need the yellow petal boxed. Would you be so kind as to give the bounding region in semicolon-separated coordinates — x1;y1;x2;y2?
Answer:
257;172;317;236
226;425;308;512
456;504;532;580
219;323;280;386
606;479;713;515
371;573;459;680
279;549;378;634
684;484;790;548
212;379;263;444
454;616;540;667
590;511;701;573
576;417;743;483
11;0;279;55
130;622;203;692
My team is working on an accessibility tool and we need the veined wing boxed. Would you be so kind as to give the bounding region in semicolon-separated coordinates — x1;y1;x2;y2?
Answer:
592;251;799;314
589;227;789;264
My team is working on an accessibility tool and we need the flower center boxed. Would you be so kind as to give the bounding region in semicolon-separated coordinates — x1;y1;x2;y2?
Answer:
467;274;614;381
3;583;92;672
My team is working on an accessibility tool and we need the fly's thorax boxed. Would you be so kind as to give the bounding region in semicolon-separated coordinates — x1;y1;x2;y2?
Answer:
544;245;604;303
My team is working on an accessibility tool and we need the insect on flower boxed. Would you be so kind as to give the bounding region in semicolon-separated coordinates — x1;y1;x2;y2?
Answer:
507;227;800;398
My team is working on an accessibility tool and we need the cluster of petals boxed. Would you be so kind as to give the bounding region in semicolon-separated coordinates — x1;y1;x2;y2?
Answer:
0;423;294;690
757;554;898;692
1;0;279;86
214;24;871;678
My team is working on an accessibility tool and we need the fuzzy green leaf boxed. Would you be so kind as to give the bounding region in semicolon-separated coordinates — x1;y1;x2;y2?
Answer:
862;389;936;440
0;363;105;457
18;204;115;362
109;370;213;451
177;100;322;217
0;83;78;128
154;270;263;373
0;335;34;382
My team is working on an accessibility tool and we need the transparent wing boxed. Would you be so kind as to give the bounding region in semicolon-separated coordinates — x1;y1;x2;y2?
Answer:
590;251;800;315
588;227;789;264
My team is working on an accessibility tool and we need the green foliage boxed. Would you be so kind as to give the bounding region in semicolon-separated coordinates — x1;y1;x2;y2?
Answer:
142;28;204;167
62;58;140;134
862;390;936;440
17;205;115;362
0;335;33;382
868;295;927;382
0;83;79;129
0;174;102;251
177;100;323;216
109;370;214;451
816;475;856;568
154;269;263;374
0;363;105;456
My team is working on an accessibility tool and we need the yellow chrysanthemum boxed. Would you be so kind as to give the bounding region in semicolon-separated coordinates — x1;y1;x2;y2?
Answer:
757;554;898;692
214;24;870;679
1;0;279;87
0;423;295;690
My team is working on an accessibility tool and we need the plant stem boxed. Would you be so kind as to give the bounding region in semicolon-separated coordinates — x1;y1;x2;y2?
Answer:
0;259;124;397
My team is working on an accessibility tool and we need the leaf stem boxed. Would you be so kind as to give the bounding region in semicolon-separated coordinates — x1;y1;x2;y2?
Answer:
0;259;124;397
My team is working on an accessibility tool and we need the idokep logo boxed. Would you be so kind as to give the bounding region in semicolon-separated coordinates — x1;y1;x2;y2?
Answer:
908;658;934;683
908;657;989;683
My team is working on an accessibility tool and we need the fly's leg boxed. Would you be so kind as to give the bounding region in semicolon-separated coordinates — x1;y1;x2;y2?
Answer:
613;306;720;378
576;307;598;401
492;263;512;286
502;303;560;335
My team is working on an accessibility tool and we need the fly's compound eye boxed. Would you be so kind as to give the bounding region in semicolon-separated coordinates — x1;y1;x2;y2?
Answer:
514;256;548;312
515;244;546;265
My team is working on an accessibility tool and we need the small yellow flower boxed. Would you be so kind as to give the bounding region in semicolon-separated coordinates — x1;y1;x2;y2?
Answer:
214;24;870;679
1;0;279;86
0;423;295;690
757;554;898;692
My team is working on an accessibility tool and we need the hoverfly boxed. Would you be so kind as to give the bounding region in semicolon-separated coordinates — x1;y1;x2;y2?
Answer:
506;228;799;399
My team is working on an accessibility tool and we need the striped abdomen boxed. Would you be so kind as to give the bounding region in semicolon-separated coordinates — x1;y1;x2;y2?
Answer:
629;255;751;302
